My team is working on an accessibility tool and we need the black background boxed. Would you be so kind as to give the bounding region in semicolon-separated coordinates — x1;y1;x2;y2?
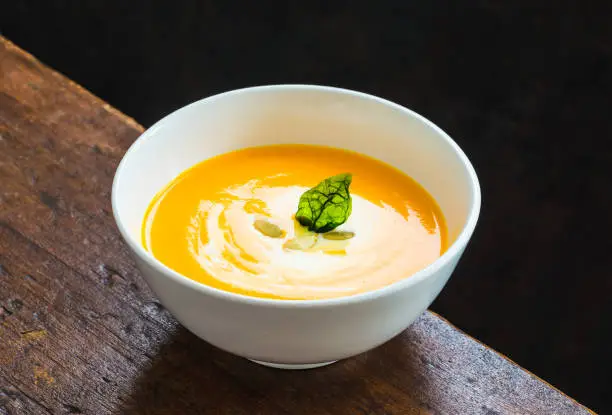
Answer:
3;1;611;412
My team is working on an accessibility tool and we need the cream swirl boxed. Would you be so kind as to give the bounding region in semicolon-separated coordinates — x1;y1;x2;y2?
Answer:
186;181;442;299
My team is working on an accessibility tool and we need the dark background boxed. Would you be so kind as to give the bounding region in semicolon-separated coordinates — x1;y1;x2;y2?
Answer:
3;1;611;412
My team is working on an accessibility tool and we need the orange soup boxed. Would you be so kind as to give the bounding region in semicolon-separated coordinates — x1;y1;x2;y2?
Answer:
142;145;447;300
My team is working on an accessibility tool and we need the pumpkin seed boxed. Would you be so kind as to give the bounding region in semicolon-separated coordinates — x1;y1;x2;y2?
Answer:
322;231;355;240
253;219;284;238
283;234;318;250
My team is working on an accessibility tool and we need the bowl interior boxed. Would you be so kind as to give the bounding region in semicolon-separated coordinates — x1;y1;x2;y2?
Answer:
113;85;478;265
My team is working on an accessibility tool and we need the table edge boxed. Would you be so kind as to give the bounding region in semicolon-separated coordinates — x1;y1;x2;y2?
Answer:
1;36;145;134
430;311;596;415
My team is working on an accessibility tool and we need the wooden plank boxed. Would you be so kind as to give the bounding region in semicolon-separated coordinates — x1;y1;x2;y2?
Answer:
0;36;595;414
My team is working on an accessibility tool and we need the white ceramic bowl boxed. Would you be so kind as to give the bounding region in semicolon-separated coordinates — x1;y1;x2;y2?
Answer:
112;85;481;369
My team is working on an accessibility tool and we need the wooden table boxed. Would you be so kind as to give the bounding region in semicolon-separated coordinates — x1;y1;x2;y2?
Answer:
0;37;594;415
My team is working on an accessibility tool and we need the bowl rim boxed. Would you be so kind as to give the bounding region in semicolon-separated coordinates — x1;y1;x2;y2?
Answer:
111;84;481;308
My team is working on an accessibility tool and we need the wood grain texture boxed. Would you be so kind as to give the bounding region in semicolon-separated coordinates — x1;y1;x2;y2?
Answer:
0;36;594;415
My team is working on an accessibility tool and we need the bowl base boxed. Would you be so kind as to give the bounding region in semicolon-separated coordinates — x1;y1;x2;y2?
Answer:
249;359;338;370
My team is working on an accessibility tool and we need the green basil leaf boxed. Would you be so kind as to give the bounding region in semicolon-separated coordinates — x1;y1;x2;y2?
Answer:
295;173;352;233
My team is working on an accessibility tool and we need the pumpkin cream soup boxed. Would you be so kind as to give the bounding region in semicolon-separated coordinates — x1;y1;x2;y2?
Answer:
142;145;447;300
